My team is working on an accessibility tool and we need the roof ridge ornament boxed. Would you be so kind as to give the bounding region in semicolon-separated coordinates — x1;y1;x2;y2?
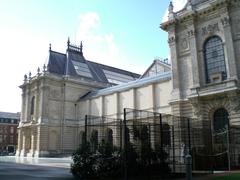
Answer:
168;1;175;20
37;67;40;76
67;37;70;48
187;0;193;10
80;41;83;55
43;64;47;73
24;74;27;83
49;43;51;51
67;37;84;55
29;72;32;80
169;1;174;13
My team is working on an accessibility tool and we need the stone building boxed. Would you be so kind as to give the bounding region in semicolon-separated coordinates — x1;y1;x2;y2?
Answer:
0;111;20;154
17;0;240;163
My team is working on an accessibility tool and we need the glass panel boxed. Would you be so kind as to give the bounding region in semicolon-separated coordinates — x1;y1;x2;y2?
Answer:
204;36;227;83
72;61;93;78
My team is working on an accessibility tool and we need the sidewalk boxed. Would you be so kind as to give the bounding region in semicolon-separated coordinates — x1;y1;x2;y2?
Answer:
0;156;72;168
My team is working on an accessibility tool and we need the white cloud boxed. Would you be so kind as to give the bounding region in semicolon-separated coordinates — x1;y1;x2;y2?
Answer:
76;12;119;66
162;0;188;22
76;12;145;73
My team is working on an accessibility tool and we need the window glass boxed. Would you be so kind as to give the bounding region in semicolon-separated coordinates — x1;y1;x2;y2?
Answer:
204;36;227;83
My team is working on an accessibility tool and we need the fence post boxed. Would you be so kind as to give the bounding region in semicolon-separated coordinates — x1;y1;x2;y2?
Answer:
120;120;122;151
159;114;163;150
172;126;175;172
84;115;88;143
123;108;128;180
187;118;191;154
226;124;231;171
185;154;192;180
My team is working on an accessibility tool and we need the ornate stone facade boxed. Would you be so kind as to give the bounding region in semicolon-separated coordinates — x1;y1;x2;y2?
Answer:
17;0;240;161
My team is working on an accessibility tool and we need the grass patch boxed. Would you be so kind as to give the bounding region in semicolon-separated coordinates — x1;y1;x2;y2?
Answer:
211;173;240;180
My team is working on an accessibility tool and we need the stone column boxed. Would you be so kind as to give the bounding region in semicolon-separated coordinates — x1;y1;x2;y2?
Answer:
221;14;238;80
168;26;180;101
30;131;35;157
101;96;105;117
132;88;137;110
20;131;26;156
16;129;22;156
187;21;200;89
152;84;156;112
34;126;40;157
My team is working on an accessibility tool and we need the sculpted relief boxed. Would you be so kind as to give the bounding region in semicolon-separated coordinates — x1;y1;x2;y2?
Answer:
201;23;219;36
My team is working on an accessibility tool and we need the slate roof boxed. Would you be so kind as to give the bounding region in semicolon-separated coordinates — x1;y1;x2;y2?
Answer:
47;42;140;84
191;0;209;5
0;111;20;119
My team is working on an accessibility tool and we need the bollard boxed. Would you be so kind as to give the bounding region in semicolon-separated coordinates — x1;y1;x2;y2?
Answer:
185;154;192;180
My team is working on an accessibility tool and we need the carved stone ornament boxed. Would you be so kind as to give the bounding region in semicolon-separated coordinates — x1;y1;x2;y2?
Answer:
181;38;188;49
187;29;195;37
189;98;202;117
202;23;219;36
221;17;230;27
227;94;240;112
168;36;176;44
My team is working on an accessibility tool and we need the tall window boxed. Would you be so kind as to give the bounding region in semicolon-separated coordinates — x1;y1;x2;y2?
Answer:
204;36;227;83
30;96;35;115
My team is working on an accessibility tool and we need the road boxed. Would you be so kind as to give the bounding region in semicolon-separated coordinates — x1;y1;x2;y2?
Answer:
0;161;74;180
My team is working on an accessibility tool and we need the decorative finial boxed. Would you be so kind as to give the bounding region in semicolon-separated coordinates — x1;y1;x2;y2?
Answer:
29;72;32;80
43;64;46;73
67;37;70;47
187;0;193;10
169;1;174;13
24;74;27;82
37;67;40;76
80;41;83;54
49;43;51;51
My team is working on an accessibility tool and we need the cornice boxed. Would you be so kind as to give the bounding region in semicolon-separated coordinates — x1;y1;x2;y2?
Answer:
160;0;232;31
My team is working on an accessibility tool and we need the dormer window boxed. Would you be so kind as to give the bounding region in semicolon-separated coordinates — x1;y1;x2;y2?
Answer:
204;36;227;83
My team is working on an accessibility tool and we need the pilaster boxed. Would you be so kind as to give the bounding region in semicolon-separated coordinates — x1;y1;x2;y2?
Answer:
168;26;181;101
187;19;200;90
221;12;238;80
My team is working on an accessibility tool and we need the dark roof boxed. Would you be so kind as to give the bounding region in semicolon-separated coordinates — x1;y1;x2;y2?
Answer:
47;43;140;84
0;111;20;119
191;0;209;5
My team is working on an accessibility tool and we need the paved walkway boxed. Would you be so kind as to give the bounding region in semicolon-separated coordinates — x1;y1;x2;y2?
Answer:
0;156;72;168
0;156;74;180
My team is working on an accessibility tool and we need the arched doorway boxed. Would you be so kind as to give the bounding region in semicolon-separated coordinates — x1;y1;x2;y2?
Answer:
212;108;230;170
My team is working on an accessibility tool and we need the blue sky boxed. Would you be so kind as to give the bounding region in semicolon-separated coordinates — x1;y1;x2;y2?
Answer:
0;0;187;112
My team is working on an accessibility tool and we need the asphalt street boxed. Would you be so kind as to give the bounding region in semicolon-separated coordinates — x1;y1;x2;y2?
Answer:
0;161;74;180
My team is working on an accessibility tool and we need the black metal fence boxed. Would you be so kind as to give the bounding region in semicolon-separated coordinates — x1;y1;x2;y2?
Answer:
78;108;240;179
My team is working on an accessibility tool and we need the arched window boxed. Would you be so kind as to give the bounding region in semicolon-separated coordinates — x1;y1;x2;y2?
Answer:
213;108;229;132
204;36;227;83
30;96;35;115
